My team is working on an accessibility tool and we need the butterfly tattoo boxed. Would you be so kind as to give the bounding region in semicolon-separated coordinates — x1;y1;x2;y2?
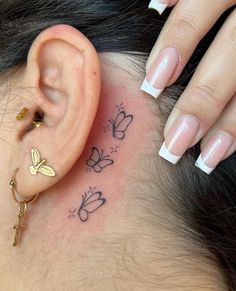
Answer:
86;147;114;173
68;188;106;222
109;111;133;140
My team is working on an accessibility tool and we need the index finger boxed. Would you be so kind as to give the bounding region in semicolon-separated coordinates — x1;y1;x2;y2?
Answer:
143;0;233;99
159;9;236;165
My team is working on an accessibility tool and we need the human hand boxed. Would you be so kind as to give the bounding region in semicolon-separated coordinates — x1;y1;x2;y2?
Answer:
141;0;236;174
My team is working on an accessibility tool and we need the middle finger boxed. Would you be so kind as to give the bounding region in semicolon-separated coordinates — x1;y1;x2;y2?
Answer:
159;8;236;164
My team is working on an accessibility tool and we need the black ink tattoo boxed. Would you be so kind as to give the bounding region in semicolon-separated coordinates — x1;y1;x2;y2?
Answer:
104;104;134;140
110;146;119;154
109;111;134;140
68;209;76;218
86;147;114;173
86;167;92;173
103;125;111;133
116;102;125;112
87;104;133;173
68;187;106;222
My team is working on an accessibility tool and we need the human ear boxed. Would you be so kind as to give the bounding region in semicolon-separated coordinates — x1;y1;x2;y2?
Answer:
12;24;101;197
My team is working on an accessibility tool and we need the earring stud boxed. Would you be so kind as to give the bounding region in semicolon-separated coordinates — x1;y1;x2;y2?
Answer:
29;148;56;177
32;121;43;128
16;108;29;121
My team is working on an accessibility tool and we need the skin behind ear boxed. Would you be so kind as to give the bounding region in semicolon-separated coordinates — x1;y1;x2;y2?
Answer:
11;25;101;197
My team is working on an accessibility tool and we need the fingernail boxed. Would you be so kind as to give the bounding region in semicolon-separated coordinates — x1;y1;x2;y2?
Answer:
159;115;200;164
149;0;168;15
195;132;234;175
141;48;179;99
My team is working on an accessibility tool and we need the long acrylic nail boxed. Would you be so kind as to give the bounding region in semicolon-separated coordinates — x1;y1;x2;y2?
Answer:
195;132;234;175
141;47;179;99
159;115;200;164
149;0;169;15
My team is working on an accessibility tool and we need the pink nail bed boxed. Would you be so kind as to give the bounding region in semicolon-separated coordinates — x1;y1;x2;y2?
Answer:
141;47;179;99
159;115;200;164
195;133;234;175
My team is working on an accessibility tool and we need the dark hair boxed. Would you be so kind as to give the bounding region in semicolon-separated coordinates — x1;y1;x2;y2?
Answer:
0;1;235;289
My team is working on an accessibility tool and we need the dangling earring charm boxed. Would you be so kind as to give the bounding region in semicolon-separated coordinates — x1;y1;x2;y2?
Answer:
10;169;39;247
29;148;56;177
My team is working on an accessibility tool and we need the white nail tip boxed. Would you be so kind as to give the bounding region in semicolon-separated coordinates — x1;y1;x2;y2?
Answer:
159;142;181;165
195;155;214;175
141;78;163;99
149;0;168;15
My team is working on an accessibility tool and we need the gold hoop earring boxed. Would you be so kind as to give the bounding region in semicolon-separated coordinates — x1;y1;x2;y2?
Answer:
10;169;39;247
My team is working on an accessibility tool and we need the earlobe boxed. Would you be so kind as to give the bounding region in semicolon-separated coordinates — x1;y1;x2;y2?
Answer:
14;25;101;197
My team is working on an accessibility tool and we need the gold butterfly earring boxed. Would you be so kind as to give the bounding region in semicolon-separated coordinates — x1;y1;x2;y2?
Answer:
29;148;56;177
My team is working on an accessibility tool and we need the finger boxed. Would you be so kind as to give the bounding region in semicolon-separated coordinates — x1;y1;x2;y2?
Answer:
148;0;178;15
159;8;236;165
142;0;234;99
196;95;236;175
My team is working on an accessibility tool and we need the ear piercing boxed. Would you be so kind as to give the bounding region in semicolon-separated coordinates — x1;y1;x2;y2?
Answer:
16;108;29;121
16;108;44;129
29;148;56;177
32;121;43;128
10;147;56;247
10;169;39;247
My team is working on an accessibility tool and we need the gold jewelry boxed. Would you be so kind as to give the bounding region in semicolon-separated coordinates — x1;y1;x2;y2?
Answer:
16;108;29;121
29;148;56;177
10;169;39;247
32;121;43;128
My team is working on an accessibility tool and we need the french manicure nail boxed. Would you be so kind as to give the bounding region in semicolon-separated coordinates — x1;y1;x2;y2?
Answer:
141;47;179;99
195;133;234;175
149;0;168;15
159;115;200;164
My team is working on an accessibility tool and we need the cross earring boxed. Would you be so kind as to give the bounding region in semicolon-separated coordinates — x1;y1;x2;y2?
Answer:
10;169;39;247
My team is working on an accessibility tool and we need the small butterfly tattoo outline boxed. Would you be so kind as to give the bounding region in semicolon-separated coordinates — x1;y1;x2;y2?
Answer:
109;111;133;140
68;188;106;222
29;148;56;177
86;147;114;173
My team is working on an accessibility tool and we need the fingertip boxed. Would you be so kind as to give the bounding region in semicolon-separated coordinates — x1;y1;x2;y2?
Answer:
148;0;168;15
141;78;163;99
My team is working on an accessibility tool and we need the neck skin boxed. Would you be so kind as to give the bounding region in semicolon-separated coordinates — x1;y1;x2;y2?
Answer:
0;54;155;290
0;54;225;291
